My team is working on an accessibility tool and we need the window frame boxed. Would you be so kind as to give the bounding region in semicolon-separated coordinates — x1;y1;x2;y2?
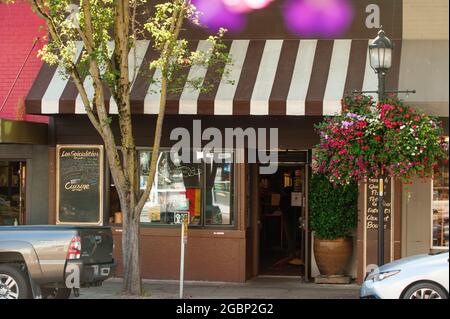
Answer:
202;151;236;229
430;165;449;250
135;147;237;230
430;136;449;250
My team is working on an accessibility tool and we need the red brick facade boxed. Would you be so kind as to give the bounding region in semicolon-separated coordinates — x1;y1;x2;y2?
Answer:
0;1;47;123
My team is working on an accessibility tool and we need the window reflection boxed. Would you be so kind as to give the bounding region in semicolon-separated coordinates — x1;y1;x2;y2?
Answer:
140;151;202;225
205;156;233;225
433;157;449;248
136;150;234;227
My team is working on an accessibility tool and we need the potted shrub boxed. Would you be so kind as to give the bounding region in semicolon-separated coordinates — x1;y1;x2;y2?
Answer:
309;172;358;276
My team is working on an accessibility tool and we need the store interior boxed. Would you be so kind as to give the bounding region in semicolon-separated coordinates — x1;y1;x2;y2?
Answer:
258;165;305;276
0;161;26;225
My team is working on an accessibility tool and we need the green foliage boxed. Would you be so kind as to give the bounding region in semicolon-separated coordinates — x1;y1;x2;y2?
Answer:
145;2;231;95
309;173;358;240
33;0;116;89
102;116;112;126
32;0;231;105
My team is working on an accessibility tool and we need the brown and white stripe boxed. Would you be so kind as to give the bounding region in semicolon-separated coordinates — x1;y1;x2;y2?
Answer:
26;39;402;116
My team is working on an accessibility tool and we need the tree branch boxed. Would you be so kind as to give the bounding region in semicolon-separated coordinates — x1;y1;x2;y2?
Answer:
135;0;187;214
33;0;127;192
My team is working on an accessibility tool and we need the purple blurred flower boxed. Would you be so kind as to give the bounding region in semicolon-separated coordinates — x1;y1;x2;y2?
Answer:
192;0;246;33
224;0;274;13
283;0;354;37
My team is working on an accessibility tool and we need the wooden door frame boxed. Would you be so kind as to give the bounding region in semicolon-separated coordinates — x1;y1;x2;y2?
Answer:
249;156;310;280
250;163;260;278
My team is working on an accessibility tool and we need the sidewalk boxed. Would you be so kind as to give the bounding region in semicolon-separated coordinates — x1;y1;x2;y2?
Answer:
74;277;360;299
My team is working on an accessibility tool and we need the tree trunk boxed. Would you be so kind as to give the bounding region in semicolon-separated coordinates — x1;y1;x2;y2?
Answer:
31;0;192;299
121;199;142;296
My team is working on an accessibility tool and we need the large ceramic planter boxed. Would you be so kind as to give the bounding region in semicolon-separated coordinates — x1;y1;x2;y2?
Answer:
314;237;352;276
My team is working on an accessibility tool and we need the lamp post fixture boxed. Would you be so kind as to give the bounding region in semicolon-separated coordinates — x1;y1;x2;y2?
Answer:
369;29;393;267
350;29;415;268
369;29;394;101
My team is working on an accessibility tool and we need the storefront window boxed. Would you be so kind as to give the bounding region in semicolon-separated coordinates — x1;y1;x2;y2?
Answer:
0;161;26;225
138;150;234;227
432;141;449;248
205;155;233;225
140;151;202;225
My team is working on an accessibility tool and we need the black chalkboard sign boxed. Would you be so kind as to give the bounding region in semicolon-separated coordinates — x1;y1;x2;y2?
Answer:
366;177;392;231
56;145;104;225
365;177;393;266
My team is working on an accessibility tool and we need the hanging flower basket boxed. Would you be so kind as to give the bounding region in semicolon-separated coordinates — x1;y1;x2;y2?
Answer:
314;95;448;185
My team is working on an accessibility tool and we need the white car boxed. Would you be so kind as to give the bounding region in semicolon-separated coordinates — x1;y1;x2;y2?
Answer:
360;251;449;299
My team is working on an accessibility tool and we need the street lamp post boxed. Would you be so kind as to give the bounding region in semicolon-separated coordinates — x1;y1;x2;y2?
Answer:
369;29;394;267
351;29;415;267
369;29;393;101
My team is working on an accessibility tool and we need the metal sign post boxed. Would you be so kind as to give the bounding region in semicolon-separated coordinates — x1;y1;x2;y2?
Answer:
176;212;189;299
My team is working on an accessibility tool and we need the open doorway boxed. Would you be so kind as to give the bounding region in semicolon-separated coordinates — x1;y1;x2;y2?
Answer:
0;161;26;225
258;164;307;277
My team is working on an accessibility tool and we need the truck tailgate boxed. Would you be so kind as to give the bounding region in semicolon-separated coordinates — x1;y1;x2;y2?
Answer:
78;227;114;264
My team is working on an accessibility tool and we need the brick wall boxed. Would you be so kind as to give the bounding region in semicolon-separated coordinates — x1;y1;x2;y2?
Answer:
0;1;47;123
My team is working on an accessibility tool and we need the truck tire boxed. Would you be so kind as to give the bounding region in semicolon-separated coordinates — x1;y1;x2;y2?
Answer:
0;264;31;299
403;282;448;299
41;287;72;299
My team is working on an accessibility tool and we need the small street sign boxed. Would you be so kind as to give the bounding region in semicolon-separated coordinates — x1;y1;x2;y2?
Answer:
174;212;189;225
176;212;189;299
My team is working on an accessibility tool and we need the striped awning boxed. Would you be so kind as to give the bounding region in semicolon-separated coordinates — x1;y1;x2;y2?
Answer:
26;39;403;116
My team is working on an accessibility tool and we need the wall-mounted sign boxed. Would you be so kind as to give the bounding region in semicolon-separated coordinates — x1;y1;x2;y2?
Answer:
174;212;190;225
291;192;303;207
56;145;104;225
366;176;392;266
366;177;392;231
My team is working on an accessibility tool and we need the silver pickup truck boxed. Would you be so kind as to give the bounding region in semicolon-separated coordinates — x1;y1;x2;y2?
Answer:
0;225;115;299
